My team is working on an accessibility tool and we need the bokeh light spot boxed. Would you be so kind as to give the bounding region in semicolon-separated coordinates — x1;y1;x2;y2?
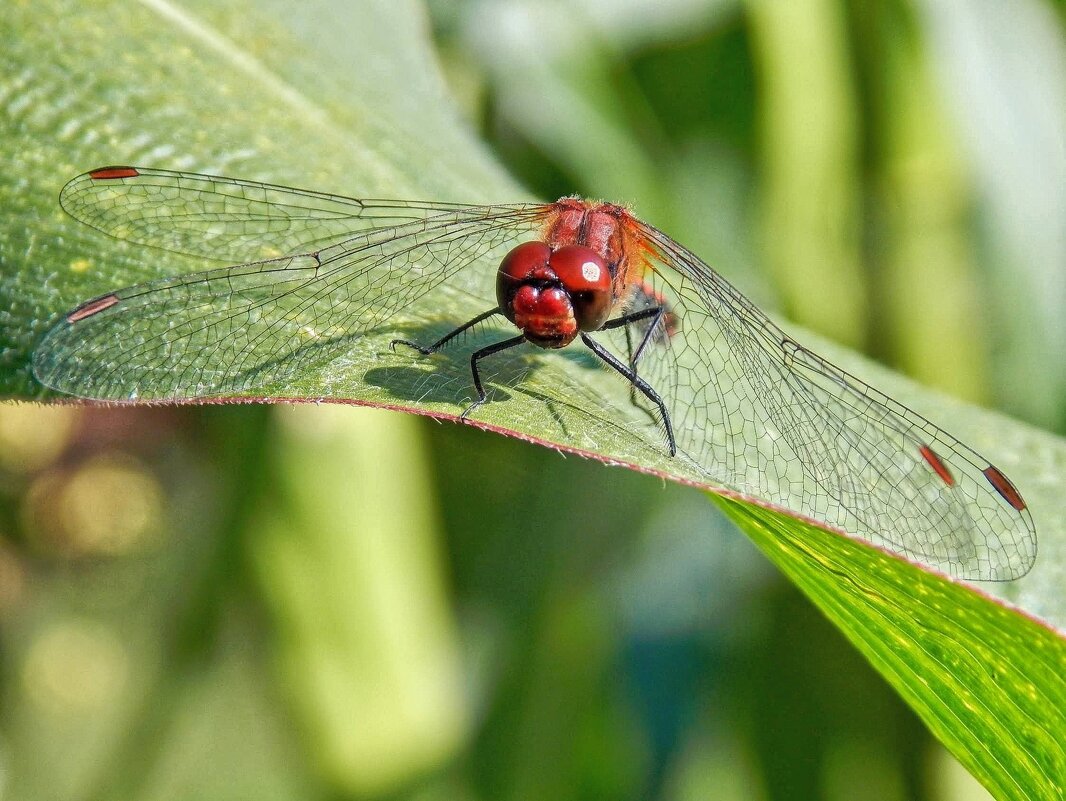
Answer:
23;456;164;558
58;457;164;556
0;405;77;473
23;621;128;715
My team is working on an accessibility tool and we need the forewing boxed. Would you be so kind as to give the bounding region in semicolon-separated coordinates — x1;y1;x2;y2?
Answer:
624;222;1036;581
60;167;494;262
34;204;547;400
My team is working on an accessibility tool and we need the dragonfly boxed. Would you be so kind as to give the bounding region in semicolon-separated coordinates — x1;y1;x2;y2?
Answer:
33;166;1037;581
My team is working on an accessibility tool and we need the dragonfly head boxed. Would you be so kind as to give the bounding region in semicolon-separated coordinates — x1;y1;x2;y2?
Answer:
497;242;612;349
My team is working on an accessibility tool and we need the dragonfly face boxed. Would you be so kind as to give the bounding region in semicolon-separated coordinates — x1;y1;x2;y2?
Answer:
496;242;614;348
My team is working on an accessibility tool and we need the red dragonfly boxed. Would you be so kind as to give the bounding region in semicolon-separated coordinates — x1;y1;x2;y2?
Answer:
34;166;1037;581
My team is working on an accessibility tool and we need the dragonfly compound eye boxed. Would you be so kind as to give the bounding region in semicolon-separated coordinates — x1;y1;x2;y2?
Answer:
548;245;612;331
496;241;551;322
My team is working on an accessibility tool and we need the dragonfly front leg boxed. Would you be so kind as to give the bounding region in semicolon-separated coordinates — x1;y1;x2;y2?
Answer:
390;308;501;355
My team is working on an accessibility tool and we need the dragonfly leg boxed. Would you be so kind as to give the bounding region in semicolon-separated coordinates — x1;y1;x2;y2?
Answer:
461;335;527;419
601;305;667;371
581;332;676;456
391;308;501;355
600;305;667;407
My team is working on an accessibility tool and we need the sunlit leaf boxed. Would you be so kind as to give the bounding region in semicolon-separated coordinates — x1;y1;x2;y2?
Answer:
714;495;1066;801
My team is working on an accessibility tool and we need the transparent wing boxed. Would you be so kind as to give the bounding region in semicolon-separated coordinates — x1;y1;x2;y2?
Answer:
59;166;496;263
621;221;1036;581
40;169;1035;580
34;198;549;400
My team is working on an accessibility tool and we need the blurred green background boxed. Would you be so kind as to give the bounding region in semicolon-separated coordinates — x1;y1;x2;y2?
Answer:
1;0;1063;799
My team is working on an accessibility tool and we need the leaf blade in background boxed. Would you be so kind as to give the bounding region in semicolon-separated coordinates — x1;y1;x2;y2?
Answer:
916;0;1066;431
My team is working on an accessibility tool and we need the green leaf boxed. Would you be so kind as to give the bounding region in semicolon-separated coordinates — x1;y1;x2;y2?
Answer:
1;1;1064;798
713;494;1066;801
